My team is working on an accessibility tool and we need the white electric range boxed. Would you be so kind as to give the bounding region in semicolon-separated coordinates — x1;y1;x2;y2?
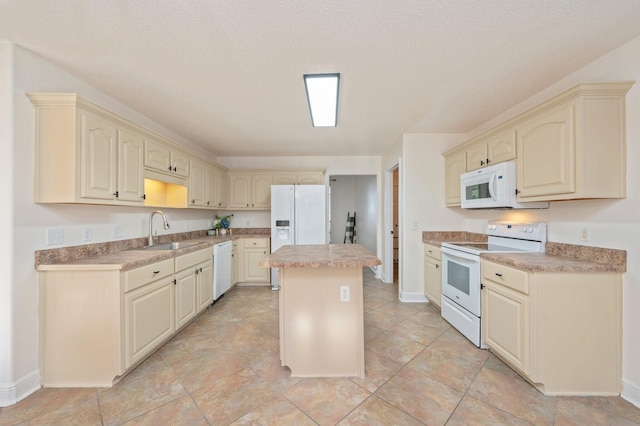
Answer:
440;221;547;347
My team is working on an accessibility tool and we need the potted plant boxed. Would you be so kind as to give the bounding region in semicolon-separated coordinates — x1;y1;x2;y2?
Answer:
213;213;233;235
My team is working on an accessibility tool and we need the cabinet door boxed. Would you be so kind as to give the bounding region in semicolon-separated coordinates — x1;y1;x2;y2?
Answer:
189;160;206;206
444;151;466;206
124;277;175;369
218;171;229;208
516;102;576;198
272;174;297;185
196;260;213;312
297;173;323;184
80;112;117;200
482;281;530;374
466;143;487;171
117;129;145;203
175;270;197;329
144;139;171;173
424;255;441;308
231;241;239;284
204;166;219;207
243;248;270;282
171;150;190;178
228;175;251;208
487;129;516;165
251;175;272;209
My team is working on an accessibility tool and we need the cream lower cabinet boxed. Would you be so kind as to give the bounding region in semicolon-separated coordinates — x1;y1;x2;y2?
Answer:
231;239;240;285
235;238;271;284
481;260;621;395
124;274;175;369
39;247;212;387
423;244;441;308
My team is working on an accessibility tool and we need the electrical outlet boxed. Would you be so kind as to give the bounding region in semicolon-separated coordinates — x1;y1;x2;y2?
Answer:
47;228;64;245
114;224;123;238
83;226;92;242
340;285;350;302
580;227;590;242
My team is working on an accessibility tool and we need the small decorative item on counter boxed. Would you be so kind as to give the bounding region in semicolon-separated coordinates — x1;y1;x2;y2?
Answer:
213;213;233;235
207;230;216;236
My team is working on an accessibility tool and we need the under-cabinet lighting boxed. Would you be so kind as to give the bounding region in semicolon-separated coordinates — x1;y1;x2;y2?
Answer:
303;73;340;127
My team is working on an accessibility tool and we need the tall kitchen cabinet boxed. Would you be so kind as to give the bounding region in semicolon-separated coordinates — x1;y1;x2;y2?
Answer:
28;93;146;205
481;260;622;395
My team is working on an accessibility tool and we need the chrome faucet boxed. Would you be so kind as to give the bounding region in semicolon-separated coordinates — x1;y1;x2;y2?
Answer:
148;210;170;247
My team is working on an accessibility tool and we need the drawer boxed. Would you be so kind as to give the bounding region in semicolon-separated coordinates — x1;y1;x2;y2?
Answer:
175;248;211;272
244;238;268;249
482;261;529;294
424;244;441;260
124;258;174;292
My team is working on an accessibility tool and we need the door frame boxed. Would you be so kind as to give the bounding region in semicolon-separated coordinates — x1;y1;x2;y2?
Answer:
384;160;401;285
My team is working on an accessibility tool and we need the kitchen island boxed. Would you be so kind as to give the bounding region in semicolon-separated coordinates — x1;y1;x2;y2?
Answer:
260;244;381;378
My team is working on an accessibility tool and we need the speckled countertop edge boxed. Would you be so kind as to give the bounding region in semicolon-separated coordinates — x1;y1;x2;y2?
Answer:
422;231;626;273
260;244;381;268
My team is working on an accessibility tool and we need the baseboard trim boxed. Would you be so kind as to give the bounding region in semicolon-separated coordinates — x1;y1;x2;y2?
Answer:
399;291;428;303
621;379;640;409
0;370;41;407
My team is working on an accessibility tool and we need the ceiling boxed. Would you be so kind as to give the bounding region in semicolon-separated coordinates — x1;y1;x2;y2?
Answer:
2;1;640;157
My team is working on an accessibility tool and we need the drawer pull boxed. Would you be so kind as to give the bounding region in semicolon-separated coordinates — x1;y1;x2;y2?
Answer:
495;273;503;277
153;270;160;274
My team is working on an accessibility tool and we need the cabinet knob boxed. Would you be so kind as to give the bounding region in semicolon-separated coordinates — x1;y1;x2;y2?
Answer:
192;199;195;204
168;166;172;171
113;191;119;198
435;264;439;269
141;194;146;200
173;166;177;172
480;160;484;166
486;158;490;164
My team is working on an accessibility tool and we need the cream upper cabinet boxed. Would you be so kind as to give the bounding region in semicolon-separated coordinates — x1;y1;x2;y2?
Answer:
481;260;622;395
117;129;145;202
444;150;466;206
466;128;517;172
80;111;118;200
514;82;631;201
272;170;324;185
144;139;190;178
27;93;148;206
204;164;228;208
228;173;272;209
188;159;206;207
423;244;442;308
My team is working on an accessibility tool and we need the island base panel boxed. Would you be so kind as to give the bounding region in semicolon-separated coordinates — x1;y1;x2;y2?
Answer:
279;266;365;378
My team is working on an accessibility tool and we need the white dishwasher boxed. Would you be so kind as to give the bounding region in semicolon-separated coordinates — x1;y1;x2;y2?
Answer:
213;241;232;300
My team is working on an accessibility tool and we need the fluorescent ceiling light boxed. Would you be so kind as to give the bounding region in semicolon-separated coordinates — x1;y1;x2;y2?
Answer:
304;73;340;127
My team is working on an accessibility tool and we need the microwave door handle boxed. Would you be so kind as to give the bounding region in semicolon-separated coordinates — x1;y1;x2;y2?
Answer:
488;173;498;200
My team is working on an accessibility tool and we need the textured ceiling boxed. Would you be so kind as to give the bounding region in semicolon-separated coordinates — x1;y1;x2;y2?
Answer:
2;1;640;157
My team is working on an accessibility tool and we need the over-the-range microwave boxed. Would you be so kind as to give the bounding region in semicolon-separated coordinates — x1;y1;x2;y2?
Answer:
460;161;548;209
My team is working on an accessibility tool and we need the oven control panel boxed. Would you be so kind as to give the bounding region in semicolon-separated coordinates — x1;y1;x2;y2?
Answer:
486;221;547;242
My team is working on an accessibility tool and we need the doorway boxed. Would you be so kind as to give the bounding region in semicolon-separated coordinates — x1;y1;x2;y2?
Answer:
384;162;401;286
328;175;377;255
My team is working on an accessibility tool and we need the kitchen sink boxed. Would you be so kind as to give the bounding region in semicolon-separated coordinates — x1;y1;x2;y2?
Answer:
142;241;201;250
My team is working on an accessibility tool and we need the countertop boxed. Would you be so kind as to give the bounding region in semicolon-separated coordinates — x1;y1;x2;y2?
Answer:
36;233;269;272
422;231;626;273
260;244;381;268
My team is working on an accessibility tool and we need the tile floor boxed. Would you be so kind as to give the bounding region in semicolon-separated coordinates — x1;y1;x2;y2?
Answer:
2;269;640;425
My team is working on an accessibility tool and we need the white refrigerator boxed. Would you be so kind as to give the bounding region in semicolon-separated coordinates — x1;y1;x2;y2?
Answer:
270;185;326;290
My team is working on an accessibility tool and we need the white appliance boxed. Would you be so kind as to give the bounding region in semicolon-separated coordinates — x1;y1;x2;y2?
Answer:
440;221;546;347
270;185;326;290
460;161;548;209
213;241;232;300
